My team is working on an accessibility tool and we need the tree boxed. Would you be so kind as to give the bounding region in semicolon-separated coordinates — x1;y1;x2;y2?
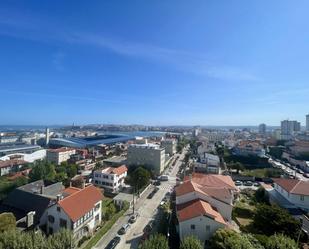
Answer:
29;161;56;182
180;235;203;249
0;228;73;249
48;229;74;249
0;213;16;232
228;162;245;174
131;167;151;190
252;204;301;239
265;234;298;249
210;228;263;249
139;234;169;249
104;203;116;220
254;187;269;204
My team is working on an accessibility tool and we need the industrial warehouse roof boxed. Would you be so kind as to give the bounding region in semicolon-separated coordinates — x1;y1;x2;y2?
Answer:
49;132;167;148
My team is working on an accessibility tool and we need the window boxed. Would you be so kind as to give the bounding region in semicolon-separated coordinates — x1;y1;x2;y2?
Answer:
95;214;100;221
59;218;67;228
48;215;55;223
95;203;100;211
57;207;61;212
190;224;195;230
206;225;210;231
300;195;305;201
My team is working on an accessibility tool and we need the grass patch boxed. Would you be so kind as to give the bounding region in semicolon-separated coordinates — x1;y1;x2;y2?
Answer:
236;217;252;227
83;208;128;249
241;168;283;178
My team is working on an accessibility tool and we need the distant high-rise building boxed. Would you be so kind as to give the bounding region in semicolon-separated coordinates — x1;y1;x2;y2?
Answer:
258;123;266;134
280;120;301;140
306;114;309;132
45;127;50;145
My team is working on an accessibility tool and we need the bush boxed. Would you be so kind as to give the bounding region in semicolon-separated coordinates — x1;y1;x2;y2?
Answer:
265;234;298;249
180;235;203;249
252;204;301;239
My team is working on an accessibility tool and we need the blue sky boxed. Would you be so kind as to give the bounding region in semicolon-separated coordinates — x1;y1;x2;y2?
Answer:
1;0;309;126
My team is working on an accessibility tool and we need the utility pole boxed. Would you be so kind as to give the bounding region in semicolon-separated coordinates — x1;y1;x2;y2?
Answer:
132;185;135;214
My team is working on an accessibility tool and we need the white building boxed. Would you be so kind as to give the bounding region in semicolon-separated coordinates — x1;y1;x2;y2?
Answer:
281;120;301;140
232;141;265;157
93;165;128;192
161;139;177;156
272;178;309;212
175;173;237;245
127;143;165;174
45;185;103;240
46;147;76;165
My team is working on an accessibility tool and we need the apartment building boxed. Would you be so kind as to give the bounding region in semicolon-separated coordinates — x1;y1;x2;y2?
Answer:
161;139;177;155
127;143;165;174
45;185;103;240
47;147;76;165
93;165;128;192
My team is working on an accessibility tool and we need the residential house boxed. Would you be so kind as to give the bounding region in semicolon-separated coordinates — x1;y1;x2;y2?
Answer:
272;178;309;212
93;165;128;192
175;173;237;245
45;185;103;240
0;180;64;230
0;159;28;176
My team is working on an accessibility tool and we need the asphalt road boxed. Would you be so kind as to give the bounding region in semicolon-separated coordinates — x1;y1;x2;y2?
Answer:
94;149;186;249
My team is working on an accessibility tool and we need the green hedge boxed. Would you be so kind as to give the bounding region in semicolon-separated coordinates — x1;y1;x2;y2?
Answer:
83;207;128;249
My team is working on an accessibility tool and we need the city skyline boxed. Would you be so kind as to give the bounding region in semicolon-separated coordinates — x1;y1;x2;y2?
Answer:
1;1;309;125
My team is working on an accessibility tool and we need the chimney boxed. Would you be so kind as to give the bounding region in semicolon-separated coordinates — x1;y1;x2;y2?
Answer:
56;194;62;202
189;174;192;181
26;211;36;228
82;180;86;189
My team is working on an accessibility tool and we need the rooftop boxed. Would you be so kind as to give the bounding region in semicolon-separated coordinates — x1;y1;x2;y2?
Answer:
96;165;128;176
177;199;226;224
0;159;28;168
48;147;75;153
183;173;237;191
58;185;103;222
273;178;309;196
175;181;232;204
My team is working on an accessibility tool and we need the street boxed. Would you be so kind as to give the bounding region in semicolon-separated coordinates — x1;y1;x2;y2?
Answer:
94;149;187;249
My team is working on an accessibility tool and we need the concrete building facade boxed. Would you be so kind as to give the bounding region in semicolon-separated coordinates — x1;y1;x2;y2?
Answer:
127;143;165;174
47;148;76;165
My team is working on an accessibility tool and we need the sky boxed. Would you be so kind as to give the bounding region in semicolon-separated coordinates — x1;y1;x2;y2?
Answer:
0;0;309;126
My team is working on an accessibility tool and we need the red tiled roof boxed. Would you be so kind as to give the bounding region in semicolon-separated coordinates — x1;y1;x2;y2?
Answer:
58;185;103;222
62;187;81;196
175;181;232;203
184;173;237;191
273;178;309;196
177;199;226;224
0;159;28;169
111;165;127;176
48;147;75;153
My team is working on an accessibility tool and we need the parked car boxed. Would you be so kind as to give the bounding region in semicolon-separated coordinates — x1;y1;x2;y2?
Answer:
253;182;260;187
118;224;130;235
235;180;242;186
105;236;121;249
160;175;169;181
129;213;139;224
153;180;161;186
303;173;309;178
244;181;253;186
